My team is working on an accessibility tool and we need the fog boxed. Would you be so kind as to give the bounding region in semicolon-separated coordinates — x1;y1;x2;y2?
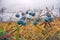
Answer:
0;0;60;12
0;0;60;22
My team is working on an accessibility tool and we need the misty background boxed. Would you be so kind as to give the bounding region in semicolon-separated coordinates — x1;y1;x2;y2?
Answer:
0;0;60;22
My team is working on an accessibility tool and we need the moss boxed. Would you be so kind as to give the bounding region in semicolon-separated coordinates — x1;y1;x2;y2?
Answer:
0;29;5;36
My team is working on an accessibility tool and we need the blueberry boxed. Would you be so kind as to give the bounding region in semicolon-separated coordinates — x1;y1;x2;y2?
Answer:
17;20;23;25
36;18;40;22
15;14;20;18
17;20;26;26
44;18;49;22
32;13;35;16
29;12;32;15
48;17;52;22
22;16;26;20
22;21;26;26
44;17;53;22
33;21;37;26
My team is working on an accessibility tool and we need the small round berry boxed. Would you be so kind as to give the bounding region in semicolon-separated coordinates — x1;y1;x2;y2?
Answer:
15;14;20;18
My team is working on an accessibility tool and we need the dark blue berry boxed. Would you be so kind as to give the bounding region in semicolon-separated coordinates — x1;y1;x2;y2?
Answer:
32;13;35;16
17;20;26;26
29;12;32;15
22;21;26;26
15;14;20;18
36;18;40;22
22;16;26;20
17;20;23;25
33;21;37;26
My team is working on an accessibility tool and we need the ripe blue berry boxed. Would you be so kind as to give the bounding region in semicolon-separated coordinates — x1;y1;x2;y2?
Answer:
29;12;32;15
32;13;35;16
17;20;26;26
36;18;40;22
15;14;20;18
22;16;26;20
33;21;37;26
